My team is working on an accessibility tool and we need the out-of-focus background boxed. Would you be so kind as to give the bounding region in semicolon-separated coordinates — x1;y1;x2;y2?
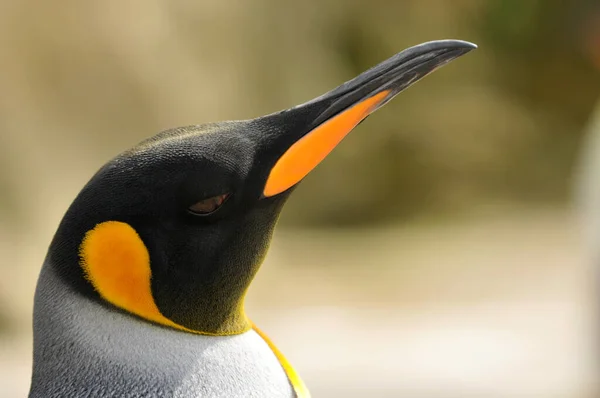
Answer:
1;1;600;397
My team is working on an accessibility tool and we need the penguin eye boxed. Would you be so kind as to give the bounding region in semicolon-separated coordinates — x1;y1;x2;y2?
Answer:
188;194;230;216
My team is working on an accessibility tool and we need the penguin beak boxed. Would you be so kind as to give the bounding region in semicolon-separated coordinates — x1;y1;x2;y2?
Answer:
262;40;477;198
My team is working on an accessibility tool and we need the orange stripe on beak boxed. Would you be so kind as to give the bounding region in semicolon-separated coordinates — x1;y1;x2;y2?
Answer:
263;90;390;197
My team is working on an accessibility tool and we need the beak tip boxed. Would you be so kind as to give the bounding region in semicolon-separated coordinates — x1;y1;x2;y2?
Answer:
459;40;478;50
425;39;478;53
461;41;478;53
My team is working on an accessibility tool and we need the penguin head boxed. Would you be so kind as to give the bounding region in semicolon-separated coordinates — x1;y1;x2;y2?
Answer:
47;40;476;335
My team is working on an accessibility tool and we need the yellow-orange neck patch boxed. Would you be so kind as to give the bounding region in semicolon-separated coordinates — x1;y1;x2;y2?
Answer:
80;221;253;336
79;221;198;333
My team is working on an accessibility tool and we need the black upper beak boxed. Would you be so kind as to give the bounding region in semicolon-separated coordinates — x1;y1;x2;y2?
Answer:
307;39;477;126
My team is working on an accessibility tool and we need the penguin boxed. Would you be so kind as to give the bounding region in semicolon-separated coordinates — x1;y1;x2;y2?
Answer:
29;40;476;398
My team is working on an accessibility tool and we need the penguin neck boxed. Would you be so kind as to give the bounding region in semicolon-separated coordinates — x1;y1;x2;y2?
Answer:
30;262;295;397
45;215;258;336
169;280;253;336
31;262;246;364
146;245;264;335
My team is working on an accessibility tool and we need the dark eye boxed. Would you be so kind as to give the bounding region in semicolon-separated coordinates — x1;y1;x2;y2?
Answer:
188;194;230;215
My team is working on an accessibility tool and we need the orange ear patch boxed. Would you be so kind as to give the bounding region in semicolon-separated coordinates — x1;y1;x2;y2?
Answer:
263;90;390;197
79;221;193;332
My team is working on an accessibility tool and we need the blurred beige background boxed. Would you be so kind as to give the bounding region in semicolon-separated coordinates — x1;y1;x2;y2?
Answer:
1;1;600;397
